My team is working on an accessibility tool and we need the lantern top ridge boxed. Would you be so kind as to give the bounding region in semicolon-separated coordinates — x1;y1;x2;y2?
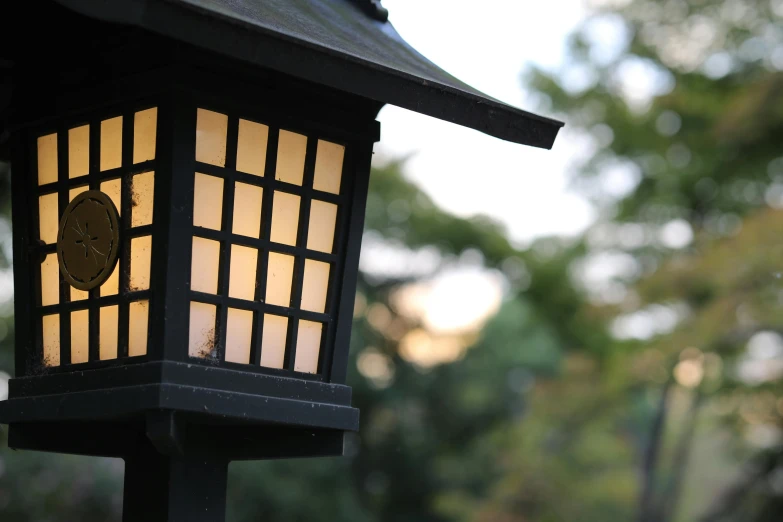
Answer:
350;0;389;22
51;0;563;149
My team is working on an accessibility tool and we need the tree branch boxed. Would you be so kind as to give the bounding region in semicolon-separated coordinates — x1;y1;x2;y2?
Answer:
636;377;673;522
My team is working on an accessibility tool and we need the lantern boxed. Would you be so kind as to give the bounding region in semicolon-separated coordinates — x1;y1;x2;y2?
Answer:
0;1;562;520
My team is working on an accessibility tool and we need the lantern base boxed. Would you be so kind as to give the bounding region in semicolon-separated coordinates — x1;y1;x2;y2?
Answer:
0;361;356;461
0;360;359;432
5;415;346;461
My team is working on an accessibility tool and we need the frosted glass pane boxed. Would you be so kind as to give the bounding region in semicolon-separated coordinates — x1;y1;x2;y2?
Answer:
306;200;337;253
189;301;217;358
313;139;344;194
260;314;287;369
270;191;300;246
100;305;118;361
38;193;58;244
100;178;122;214
196;108;227;166
266;252;294;307
193;173;224;230
229;245;258;301
236;119;268;176
37;133;58;185
232;182;263;238
40;253;60;306
101;265;119;297
130;236;152;291
129;300;149;357
42;314;60;367
295;320;322;374
71;309;89;364
132;171;155;227
225;308;253;364
70;286;89;302
68;125;89;178
301;259;330;313
100;116;123;171
275;130;306;185
191;237;220;294
134;107;157;164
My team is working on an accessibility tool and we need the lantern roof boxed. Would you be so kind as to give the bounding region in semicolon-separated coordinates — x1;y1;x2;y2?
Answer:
53;0;563;149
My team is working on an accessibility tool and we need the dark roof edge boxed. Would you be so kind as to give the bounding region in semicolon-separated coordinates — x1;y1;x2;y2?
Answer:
54;0;564;149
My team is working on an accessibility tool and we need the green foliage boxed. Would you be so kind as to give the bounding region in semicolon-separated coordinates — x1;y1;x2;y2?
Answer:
2;1;783;520
520;0;783;520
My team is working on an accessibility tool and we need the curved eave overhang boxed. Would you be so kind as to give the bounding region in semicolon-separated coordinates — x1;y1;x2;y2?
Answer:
54;0;563;149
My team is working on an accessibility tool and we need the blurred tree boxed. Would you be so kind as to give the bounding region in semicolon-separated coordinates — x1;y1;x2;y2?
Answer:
0;160;578;522
522;0;783;520
4;1;782;520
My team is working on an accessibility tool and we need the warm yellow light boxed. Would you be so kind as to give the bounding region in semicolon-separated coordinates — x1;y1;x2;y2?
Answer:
100;116;123;171
306;200;337;253
183;114;348;374
131;171;155;227
42;314;60;367
133;108;157;164
301;260;330;313
265;252;294;307
71;310;89;364
232;182;263;238
313;139;344;194
193;173;224;230
129;301;149;357
275;130;306;185
270;191;300;246
68;125;89;178
100;178;122;214
100;305;119;361
236;119;268;176
189;302;217;359
191;237;220;294
38;193;58;244
100;265;120;297
196;108;227;167
226;308;253;364
40;253;59;306
228;245;258;301
260;314;287;369
295;320;322;374
37;133;58;185
130;236;152;291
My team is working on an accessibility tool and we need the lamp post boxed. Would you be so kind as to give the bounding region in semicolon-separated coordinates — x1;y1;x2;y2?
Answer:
0;1;563;520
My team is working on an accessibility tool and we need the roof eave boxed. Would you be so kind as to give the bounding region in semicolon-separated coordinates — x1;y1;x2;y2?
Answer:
53;0;564;148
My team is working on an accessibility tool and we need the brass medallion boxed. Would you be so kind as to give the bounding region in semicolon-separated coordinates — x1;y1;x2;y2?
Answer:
56;190;121;291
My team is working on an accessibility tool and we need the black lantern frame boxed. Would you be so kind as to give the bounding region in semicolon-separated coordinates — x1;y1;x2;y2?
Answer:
3;50;379;518
3;36;386;446
0;1;563;520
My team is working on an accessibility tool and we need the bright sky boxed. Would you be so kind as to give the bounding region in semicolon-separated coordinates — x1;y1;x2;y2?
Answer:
359;1;596;341
376;0;595;246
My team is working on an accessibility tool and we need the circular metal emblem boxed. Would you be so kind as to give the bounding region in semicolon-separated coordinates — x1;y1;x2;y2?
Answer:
57;190;121;291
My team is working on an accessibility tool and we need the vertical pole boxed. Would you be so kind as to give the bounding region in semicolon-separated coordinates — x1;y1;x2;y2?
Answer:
122;447;228;522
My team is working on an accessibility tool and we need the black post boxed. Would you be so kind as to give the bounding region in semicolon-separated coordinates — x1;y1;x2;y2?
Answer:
122;446;228;522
